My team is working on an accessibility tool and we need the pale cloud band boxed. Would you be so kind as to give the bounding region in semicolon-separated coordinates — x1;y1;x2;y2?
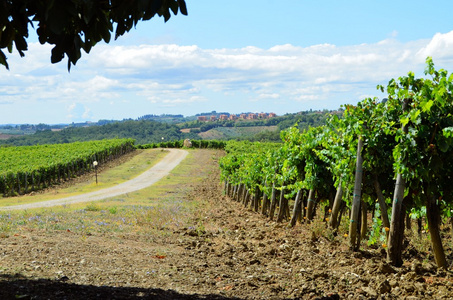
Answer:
2;30;453;123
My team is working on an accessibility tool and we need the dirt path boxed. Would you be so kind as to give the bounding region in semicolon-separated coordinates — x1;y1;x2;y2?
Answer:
0;149;188;211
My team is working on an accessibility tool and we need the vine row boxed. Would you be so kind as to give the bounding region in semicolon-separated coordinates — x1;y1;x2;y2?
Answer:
0;139;135;197
220;58;453;268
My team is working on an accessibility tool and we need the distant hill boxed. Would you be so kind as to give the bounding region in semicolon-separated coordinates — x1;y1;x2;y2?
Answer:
0;109;342;146
0;120;199;146
198;126;279;141
182;110;340;142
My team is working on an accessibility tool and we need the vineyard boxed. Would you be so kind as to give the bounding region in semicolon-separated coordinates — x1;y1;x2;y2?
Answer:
137;139;226;150
219;58;453;269
0;139;135;197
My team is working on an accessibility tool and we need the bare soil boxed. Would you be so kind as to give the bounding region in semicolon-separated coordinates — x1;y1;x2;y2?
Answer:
1;150;453;299
0;134;14;140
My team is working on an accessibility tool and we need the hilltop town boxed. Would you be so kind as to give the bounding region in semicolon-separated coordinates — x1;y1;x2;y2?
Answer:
197;112;277;122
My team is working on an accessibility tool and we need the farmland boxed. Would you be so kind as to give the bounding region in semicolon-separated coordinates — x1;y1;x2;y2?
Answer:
0;149;452;299
198;125;279;140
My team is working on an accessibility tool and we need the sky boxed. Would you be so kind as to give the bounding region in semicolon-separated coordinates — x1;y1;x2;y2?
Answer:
2;0;453;124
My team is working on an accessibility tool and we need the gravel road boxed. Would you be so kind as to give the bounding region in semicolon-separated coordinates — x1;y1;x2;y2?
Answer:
0;149;188;211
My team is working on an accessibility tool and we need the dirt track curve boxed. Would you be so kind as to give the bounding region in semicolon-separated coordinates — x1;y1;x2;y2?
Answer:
0;149;188;211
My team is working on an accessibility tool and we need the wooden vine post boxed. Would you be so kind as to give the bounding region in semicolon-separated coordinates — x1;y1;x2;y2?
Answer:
290;189;304;227
329;180;343;229
253;186;260;212
261;182;269;216
360;201;367;240
276;186;287;222
349;136;364;250
268;183;277;220
425;191;447;268
373;175;390;237
387;169;406;266
387;98;409;267
306;189;316;221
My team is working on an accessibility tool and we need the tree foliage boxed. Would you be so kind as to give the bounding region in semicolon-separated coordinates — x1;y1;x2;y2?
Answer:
0;0;188;70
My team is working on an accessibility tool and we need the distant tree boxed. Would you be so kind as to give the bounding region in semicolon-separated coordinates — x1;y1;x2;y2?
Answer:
249;130;281;142
1;0;187;70
35;123;51;131
190;128;201;134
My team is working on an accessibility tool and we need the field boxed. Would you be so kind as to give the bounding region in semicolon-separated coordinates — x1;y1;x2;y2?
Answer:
0;134;14;140
0;149;453;299
198;126;278;140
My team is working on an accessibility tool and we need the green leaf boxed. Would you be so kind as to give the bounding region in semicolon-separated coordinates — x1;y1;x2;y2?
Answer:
443;127;453;138
0;25;14;49
421;99;434;112
438;138;449;153
425;57;434;75
170;0;179;15
178;0;188;15
400;116;409;127
409;109;421;124
0;49;8;70
47;3;70;35
51;45;64;63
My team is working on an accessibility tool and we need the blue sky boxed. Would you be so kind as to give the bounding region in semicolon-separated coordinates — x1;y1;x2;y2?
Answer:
2;0;453;124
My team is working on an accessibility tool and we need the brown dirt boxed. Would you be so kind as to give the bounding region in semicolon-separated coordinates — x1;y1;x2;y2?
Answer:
180;128;197;133
1;150;453;299
0;134;15;140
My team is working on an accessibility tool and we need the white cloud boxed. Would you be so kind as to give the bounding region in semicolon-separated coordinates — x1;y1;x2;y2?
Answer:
417;31;453;60
4;30;453;123
67;103;92;121
258;93;280;99
64;76;121;102
88;39;432;93
162;96;207;104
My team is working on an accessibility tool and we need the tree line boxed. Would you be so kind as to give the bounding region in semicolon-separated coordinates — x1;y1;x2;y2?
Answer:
0;120;199;147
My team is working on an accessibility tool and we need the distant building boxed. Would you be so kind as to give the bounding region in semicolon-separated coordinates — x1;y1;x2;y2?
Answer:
248;113;257;119
269;113;277;118
229;114;238;120
240;114;247;119
258;113;267;119
219;114;228;120
210;115;217;121
197;116;207;122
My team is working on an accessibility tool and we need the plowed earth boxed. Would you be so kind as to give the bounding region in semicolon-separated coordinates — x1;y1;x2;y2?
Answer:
1;149;453;299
